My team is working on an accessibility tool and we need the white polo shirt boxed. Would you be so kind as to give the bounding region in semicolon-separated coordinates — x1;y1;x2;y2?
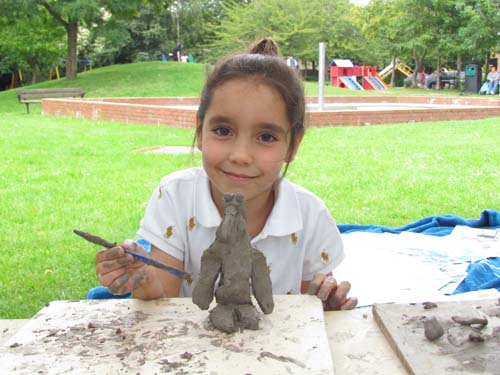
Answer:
138;167;344;297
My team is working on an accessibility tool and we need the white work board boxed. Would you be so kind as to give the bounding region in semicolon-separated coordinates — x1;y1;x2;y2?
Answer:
1;295;333;374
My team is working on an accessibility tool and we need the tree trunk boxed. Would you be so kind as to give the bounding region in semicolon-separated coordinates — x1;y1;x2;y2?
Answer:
31;63;39;85
484;53;490;81
390;54;397;88
435;53;441;90
66;20;78;80
412;48;426;88
456;57;462;89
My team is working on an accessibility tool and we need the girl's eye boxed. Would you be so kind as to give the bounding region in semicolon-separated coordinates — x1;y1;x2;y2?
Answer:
213;127;231;137
259;133;277;143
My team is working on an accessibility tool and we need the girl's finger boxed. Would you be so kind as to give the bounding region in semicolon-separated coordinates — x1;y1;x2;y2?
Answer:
107;273;131;295
94;246;125;264
317;275;337;301
326;280;351;310
340;297;358;310
306;273;326;295
96;255;132;277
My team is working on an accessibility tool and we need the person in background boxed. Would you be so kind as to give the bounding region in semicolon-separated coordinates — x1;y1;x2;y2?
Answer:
171;44;182;62
418;69;426;88
486;65;499;95
286;55;299;70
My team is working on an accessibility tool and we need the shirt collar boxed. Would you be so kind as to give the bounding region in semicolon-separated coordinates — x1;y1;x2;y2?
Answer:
255;178;303;240
194;169;303;238
194;168;222;228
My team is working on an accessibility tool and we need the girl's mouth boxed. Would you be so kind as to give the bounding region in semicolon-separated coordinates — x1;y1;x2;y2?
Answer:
223;170;256;182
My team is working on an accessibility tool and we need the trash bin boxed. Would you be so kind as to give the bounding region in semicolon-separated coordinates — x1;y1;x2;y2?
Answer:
464;64;481;93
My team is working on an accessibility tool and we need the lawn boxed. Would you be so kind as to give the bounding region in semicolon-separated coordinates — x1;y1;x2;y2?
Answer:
0;62;499;318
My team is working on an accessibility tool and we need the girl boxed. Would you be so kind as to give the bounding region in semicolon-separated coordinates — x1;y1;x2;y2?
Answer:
95;38;357;311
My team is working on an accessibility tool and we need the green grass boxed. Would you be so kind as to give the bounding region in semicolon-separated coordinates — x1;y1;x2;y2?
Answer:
0;62;499;318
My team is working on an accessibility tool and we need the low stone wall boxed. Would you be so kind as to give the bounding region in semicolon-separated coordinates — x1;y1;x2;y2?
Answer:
42;96;500;128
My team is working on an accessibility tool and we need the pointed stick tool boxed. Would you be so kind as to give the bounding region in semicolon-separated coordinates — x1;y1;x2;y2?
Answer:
74;229;192;284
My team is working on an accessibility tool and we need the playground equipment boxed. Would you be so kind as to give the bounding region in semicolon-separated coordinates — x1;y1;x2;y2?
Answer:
379;60;413;80
49;66;61;80
329;59;387;90
9;70;23;89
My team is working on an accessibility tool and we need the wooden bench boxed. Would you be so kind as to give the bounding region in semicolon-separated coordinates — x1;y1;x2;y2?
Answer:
16;88;85;114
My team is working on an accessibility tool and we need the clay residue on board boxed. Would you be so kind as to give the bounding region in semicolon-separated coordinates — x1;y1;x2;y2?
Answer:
192;193;274;333
3;296;332;374
259;351;306;368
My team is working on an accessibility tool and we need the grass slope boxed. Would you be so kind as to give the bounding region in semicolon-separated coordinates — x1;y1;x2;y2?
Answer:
0;61;206;113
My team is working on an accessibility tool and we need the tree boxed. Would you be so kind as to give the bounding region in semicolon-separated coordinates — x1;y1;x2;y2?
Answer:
0;9;64;84
80;0;220;66
357;0;409;87
455;0;500;79
207;0;357;70
35;0;153;80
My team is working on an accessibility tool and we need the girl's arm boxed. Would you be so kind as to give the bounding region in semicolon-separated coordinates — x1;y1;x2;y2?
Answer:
131;244;184;299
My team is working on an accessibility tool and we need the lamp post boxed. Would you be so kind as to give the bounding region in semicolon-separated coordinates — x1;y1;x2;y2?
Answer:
318;42;326;111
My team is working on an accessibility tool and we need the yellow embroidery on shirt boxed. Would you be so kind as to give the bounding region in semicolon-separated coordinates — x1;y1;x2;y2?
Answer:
291;232;298;245
164;226;174;239
188;217;196;231
267;264;272;274
321;250;329;263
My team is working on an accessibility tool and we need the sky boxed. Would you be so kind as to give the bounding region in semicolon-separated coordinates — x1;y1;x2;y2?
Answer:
350;0;371;5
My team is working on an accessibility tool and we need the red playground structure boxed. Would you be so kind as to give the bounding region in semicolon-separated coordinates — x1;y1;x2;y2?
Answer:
329;59;387;90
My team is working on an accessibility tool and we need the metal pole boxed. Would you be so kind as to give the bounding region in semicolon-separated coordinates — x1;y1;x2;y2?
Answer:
318;42;326;111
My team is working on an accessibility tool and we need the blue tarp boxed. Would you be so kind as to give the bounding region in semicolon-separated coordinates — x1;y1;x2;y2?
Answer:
338;209;500;237
453;258;500;294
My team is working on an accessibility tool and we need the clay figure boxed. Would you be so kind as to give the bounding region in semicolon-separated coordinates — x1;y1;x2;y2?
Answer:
192;193;274;333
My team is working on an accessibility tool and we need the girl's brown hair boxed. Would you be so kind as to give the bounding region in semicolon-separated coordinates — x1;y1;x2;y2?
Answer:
196;38;305;170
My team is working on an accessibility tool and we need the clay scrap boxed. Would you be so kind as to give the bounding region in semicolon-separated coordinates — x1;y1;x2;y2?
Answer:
192;193;274;333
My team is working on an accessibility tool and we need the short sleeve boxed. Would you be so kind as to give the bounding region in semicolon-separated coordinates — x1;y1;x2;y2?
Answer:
301;208;344;281
137;179;186;261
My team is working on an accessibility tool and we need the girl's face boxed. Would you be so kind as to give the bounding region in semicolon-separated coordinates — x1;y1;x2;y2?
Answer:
197;78;302;211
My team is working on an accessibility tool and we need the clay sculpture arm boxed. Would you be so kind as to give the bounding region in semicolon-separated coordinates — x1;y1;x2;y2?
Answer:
250;248;274;314
192;246;222;310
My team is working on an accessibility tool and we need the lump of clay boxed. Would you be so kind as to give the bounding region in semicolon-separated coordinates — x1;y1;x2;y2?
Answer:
192;193;274;333
424;316;444;341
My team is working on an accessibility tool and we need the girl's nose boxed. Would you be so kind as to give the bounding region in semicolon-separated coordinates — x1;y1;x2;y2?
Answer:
228;139;253;165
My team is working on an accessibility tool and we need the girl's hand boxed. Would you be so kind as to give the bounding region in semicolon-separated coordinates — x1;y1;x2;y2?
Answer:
307;273;358;311
94;240;150;295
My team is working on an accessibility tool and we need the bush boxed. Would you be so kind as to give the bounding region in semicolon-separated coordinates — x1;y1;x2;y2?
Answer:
134;52;151;62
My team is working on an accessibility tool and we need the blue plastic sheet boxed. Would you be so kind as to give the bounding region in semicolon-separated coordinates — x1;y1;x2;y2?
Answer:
453;257;500;294
338;209;500;237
